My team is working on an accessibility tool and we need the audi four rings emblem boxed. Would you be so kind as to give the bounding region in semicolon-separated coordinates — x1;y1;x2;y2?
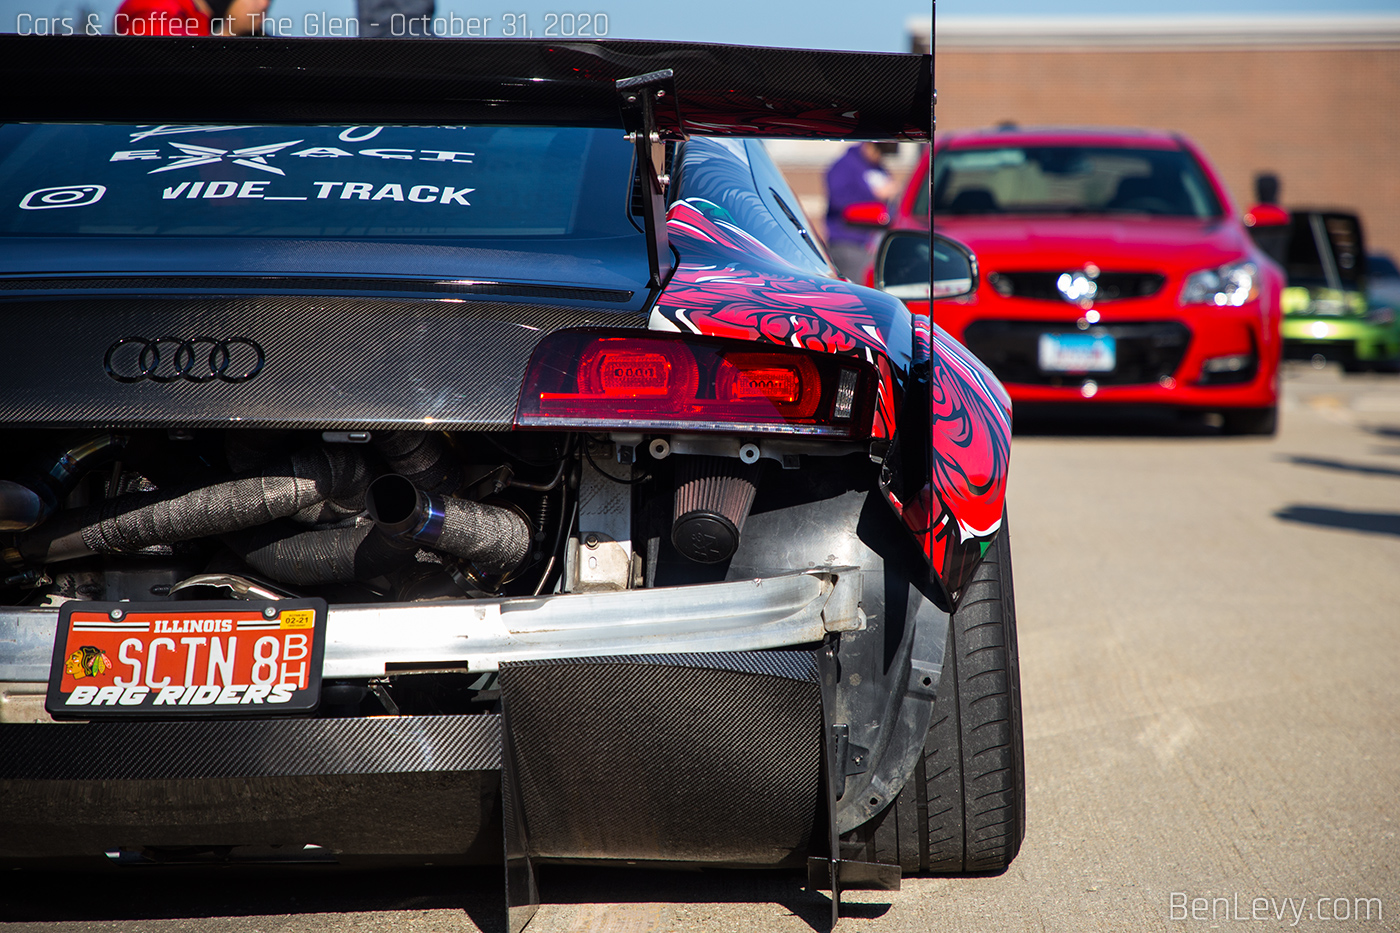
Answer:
104;336;266;384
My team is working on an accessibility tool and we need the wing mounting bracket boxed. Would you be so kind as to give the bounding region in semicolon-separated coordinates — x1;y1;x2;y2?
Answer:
617;69;684;289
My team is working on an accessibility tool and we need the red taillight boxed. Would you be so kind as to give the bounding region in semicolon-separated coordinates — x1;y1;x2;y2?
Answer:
516;331;872;437
715;353;820;418
574;339;699;400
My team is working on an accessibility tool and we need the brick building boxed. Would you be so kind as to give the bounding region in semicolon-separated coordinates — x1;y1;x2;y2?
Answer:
929;16;1400;258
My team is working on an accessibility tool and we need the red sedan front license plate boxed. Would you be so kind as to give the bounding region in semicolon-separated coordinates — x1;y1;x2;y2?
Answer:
45;599;327;719
1038;332;1116;373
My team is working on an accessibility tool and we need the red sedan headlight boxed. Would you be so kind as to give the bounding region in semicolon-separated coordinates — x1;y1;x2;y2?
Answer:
1179;260;1258;307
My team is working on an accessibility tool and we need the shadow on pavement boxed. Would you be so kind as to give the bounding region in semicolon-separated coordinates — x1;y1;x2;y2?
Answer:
1273;505;1400;538
0;866;503;929
1280;455;1400;479
537;865;870;931
0;864;865;931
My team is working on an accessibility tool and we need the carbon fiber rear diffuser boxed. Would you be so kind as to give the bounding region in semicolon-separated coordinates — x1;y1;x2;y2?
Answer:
0;649;894;930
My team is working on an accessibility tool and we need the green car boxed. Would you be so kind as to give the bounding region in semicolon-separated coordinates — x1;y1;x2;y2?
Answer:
1263;211;1400;370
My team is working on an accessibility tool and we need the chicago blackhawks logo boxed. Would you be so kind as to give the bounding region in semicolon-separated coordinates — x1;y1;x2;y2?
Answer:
65;645;112;680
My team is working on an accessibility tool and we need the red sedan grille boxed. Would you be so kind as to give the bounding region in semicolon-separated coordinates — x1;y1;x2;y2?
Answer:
987;271;1166;303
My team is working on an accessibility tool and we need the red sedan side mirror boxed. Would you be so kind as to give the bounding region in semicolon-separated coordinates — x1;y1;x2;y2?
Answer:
1243;203;1290;228
842;201;890;228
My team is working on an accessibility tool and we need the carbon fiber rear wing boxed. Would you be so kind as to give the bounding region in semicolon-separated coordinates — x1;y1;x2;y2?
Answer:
0;36;930;141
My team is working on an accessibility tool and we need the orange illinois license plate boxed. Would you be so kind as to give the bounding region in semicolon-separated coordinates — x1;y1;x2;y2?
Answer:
46;599;326;719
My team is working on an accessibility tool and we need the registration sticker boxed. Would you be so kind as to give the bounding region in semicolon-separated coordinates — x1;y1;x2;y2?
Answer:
279;609;315;630
1038;332;1116;373
45;599;326;719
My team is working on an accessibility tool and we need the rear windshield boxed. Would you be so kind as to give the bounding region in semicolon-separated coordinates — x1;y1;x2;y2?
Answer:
933;145;1222;218
0;123;635;239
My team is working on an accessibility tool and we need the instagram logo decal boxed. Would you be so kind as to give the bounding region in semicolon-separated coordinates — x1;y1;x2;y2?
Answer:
19;185;107;210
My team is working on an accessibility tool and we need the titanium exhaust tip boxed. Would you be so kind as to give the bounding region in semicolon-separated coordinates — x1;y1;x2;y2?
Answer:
367;474;532;575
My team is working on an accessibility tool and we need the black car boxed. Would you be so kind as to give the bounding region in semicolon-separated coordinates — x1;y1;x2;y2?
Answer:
0;36;1019;929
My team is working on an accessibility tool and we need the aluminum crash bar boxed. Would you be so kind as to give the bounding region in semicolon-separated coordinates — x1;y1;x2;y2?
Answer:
0;568;864;683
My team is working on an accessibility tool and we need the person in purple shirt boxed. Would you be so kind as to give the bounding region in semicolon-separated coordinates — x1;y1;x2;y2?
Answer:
825;142;897;280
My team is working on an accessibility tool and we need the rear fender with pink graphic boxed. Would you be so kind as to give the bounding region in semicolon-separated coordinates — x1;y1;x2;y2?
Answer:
653;188;1010;603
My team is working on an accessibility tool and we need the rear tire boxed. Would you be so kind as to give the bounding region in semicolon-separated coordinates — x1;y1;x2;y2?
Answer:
1220;406;1278;436
846;519;1025;874
921;521;1025;872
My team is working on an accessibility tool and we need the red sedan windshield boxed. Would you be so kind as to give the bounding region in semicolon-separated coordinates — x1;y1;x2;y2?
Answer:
933;145;1223;218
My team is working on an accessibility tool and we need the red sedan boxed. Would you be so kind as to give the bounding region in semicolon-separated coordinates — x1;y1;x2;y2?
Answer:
922;127;1283;434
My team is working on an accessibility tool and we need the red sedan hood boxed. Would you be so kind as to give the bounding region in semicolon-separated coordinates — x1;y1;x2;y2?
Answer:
937;215;1252;273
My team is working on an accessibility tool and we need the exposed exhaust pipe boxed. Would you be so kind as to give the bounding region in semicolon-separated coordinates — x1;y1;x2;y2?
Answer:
0;481;46;534
366;474;531;576
0;433;127;532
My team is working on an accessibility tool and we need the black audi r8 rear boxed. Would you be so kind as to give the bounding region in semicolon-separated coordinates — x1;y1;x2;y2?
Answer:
0;36;1021;931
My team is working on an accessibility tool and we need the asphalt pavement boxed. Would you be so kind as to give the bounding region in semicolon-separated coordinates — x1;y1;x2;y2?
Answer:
4;362;1398;933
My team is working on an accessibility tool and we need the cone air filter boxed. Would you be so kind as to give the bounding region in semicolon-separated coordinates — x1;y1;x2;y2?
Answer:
671;455;761;563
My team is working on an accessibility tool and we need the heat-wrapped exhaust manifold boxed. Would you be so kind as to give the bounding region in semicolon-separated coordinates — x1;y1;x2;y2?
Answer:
373;431;462;495
228;476;532;586
229;521;415;587
17;446;369;564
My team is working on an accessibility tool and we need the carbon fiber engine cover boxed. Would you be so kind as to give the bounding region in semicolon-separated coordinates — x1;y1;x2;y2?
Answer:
499;652;823;867
0;295;643;429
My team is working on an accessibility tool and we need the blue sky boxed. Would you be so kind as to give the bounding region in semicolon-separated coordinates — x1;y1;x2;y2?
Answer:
4;0;1398;48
